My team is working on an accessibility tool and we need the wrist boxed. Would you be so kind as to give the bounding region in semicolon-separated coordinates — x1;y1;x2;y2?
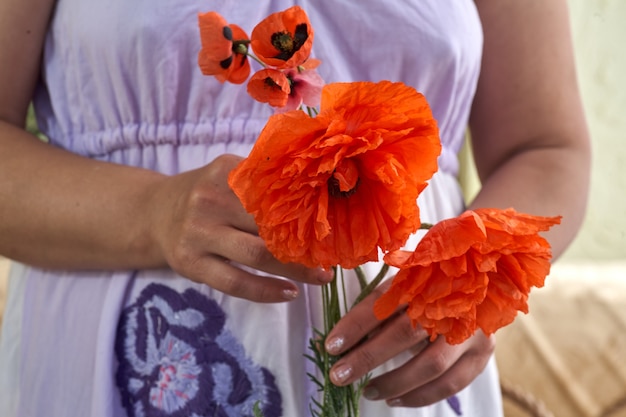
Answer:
126;171;172;270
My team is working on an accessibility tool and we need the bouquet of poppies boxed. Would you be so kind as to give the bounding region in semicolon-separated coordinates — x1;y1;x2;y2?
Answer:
197;6;560;417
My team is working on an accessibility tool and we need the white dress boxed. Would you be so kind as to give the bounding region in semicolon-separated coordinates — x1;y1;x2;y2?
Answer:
0;0;503;416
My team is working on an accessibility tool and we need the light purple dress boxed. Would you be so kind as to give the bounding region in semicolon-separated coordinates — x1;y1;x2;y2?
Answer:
0;1;503;416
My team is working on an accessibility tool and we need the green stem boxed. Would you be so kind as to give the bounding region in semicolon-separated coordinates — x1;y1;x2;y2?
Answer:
352;263;389;307
248;54;266;67
305;105;319;117
350;222;431;307
308;266;371;416
353;266;368;291
329;268;340;327
340;268;350;316
234;45;267;68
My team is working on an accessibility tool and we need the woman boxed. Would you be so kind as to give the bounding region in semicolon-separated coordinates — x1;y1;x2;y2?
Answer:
0;0;590;416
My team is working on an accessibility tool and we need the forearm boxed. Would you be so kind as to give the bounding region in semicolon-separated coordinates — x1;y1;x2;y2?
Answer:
0;120;167;269
469;0;591;260
467;140;590;260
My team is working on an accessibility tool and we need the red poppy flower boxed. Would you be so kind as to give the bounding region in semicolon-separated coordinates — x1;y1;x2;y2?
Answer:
198;11;251;84
250;6;314;69
247;69;291;107
228;81;441;269
247;63;324;111
374;208;561;344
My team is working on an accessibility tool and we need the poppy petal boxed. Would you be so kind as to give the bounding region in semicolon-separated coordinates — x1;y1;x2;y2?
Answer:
197;13;250;84
278;67;324;112
250;6;314;69
247;69;290;107
198;12;232;62
225;24;251;84
229;81;441;269
384;211;486;268
375;207;561;344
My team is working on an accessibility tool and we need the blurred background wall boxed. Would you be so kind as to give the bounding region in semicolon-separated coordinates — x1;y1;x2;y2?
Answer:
564;0;626;262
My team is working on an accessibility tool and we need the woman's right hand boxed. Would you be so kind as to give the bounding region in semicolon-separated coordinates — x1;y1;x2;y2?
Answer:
148;154;333;303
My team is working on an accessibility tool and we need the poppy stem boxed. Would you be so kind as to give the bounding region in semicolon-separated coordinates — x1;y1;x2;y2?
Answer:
244;51;267;68
352;263;390;307
307;266;369;417
304;105;318;117
340;267;350;314
353;266;368;291
420;222;433;230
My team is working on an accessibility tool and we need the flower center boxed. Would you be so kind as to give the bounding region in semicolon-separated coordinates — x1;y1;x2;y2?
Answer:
264;76;281;89
328;159;360;198
271;23;308;60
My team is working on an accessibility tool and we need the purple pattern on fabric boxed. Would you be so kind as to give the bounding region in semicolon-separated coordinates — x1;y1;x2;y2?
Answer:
115;284;282;417
447;395;462;415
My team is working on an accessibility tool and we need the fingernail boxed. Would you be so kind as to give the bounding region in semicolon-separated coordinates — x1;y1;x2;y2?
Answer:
388;398;403;407
282;288;299;300
363;386;379;400
331;364;352;384
316;269;334;283
325;336;344;354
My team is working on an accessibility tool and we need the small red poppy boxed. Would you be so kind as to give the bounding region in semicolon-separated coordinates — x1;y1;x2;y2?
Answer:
198;11;251;84
250;6;314;69
247;69;291;107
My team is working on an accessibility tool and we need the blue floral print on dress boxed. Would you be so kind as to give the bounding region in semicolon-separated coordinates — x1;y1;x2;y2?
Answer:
115;283;282;417
447;395;462;415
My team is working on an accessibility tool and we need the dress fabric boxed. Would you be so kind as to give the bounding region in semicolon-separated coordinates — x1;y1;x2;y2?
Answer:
0;0;503;416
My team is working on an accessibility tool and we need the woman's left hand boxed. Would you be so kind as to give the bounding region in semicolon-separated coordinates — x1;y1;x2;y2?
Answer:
324;280;496;407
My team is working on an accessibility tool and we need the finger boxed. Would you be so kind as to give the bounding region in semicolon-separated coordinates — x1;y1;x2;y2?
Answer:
223;198;260;235
190;181;260;236
220;184;261;235
191;154;260;234
366;333;495;406
182;254;303;303
387;347;493;408
360;336;463;401
328;312;430;386
208;227;333;285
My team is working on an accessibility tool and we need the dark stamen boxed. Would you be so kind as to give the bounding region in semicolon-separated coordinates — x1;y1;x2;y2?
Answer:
328;177;360;198
264;77;280;88
271;32;293;60
270;23;309;61
287;76;296;96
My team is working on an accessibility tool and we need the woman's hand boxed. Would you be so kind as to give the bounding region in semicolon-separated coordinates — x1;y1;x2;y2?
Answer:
324;279;495;407
0;0;331;301
148;154;333;303
0;135;331;303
